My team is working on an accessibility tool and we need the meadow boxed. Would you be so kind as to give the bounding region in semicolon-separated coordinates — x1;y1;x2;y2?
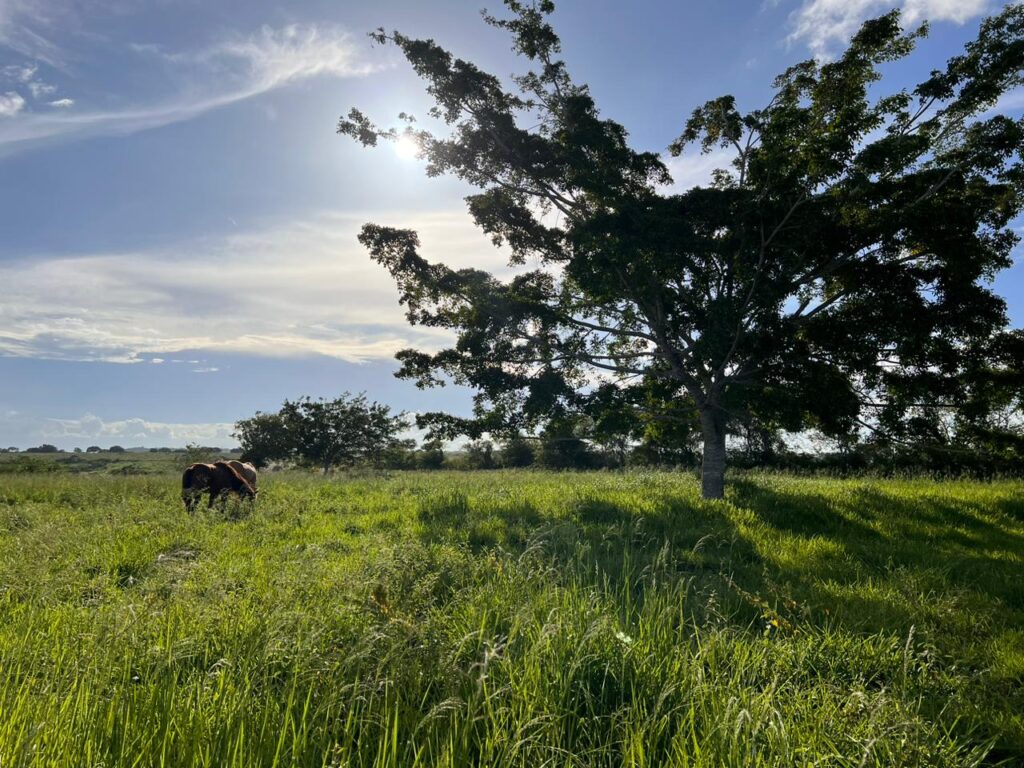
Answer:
0;470;1022;767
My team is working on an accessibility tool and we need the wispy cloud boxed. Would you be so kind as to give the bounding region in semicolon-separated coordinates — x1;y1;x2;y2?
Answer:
0;22;383;155
47;96;71;107
991;87;1024;114
0;0;65;68
0;62;36;82
0;210;505;364
26;79;53;97
787;0;989;60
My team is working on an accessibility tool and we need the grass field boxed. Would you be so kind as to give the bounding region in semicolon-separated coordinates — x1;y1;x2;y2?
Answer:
0;470;1022;767
0;450;238;476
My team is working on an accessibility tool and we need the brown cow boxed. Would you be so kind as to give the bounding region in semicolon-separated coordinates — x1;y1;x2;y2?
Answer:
181;461;257;513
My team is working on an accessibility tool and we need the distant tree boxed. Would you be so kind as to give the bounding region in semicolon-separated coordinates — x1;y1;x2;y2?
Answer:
417;438;446;470
464;439;497;469
499;434;535;468
233;412;292;467
536;420;594;469
108;445;126;454
85;445;101;453
280;393;408;472
25;444;59;453
381;438;419;469
6;447;18;453
340;3;1024;498
74;447;83;454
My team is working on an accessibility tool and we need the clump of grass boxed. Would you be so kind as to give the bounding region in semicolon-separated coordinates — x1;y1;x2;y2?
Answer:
0;470;1021;766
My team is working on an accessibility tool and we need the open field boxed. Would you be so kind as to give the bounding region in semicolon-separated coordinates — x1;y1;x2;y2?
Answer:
0;471;1022;767
0;451;239;476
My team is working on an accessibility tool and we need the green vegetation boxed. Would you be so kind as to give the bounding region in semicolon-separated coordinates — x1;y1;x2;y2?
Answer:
0;450;238;476
1;470;1022;766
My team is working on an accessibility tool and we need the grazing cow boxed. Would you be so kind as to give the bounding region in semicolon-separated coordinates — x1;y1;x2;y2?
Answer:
181;461;257;513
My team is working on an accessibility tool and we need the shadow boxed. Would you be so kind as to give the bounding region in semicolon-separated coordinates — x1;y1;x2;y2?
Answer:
726;480;1024;632
396;473;1024;756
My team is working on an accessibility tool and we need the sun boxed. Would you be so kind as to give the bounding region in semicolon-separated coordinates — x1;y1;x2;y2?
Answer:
394;134;420;160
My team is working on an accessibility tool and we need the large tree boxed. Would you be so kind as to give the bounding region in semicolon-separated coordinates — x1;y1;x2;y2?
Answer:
340;2;1024;498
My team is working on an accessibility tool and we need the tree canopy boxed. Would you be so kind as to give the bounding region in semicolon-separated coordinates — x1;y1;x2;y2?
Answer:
340;1;1024;498
234;393;408;472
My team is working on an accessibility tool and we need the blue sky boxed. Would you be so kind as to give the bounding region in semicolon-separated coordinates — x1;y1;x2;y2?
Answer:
0;0;1021;449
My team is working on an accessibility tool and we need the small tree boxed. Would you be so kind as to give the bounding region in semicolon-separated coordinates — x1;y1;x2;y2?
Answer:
233;411;292;467
340;2;1024;498
85;445;101;453
25;444;59;453
280;393;407;472
108;445;126;454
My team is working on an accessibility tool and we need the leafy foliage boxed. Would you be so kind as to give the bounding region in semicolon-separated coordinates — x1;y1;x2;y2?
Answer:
234;393;409;472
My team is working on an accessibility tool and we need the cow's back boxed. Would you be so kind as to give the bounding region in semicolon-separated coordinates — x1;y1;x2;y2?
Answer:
226;460;258;490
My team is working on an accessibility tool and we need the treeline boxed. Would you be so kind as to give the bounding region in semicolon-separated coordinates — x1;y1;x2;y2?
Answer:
234;393;1024;477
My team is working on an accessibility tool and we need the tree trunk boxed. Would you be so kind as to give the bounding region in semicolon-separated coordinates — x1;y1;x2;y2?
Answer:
700;409;727;500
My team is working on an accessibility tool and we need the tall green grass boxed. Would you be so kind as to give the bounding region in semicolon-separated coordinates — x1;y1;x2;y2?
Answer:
0;471;1021;766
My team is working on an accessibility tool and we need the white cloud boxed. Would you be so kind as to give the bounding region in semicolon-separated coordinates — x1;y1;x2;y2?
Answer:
787;0;989;60
47;96;72;107
193;23;379;89
0;89;24;115
662;148;736;191
0;209;507;364
901;0;990;25
0;22;383;154
41;413;238;446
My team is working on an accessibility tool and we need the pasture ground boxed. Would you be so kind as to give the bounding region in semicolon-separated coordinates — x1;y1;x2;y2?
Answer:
0;471;1022;767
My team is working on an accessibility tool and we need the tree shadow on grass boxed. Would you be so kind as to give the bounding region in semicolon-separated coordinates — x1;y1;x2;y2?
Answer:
728;479;1024;630
406;476;1024;758
409;478;1024;642
413;485;766;628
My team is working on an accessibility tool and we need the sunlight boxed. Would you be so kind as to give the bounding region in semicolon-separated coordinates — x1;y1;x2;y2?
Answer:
394;134;420;160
